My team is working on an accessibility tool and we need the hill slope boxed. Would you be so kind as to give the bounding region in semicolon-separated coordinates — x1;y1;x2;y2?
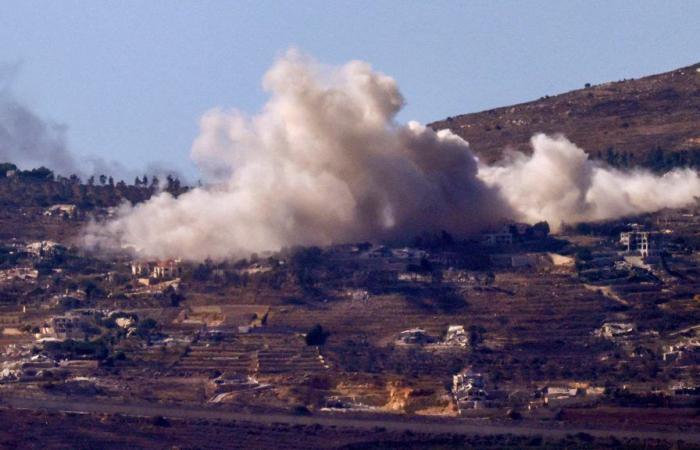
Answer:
429;63;700;171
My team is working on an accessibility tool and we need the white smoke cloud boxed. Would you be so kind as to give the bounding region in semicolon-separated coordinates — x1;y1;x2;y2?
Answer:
82;50;511;260
83;51;700;261
479;134;700;230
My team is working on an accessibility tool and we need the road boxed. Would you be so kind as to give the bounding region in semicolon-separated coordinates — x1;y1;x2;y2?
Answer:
0;395;696;443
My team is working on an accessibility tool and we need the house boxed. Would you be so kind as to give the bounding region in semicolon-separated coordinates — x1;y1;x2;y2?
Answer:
51;315;85;339
490;253;541;269
0;313;23;336
542;385;580;406
443;269;494;286
25;240;64;257
452;368;487;410
483;231;513;246
240;262;273;275
391;247;428;260
131;259;182;279
595;322;635;339
43;204;77;218
397;272;433;283
397;328;434;345
444;325;469;347
153;260;182;279
663;337;700;362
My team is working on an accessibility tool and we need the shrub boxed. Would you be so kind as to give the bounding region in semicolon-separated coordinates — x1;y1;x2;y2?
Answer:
305;324;329;346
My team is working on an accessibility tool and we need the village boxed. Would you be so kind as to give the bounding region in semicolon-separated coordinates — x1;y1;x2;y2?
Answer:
1;191;699;429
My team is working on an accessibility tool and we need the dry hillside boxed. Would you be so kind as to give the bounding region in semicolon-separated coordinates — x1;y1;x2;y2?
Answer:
430;63;700;171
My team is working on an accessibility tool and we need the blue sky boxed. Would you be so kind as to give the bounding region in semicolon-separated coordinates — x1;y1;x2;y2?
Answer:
2;1;699;177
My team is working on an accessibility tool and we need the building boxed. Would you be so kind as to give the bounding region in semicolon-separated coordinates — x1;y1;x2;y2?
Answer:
452;368;487;410
444;325;469;347
131;259;182;279
442;269;494;286
397;272;433;283
490;253;542;269
595;322;635;339
51;315;84;339
397;328;433;345
43;204;77;218
25;240;64;257
153;260;182;279
620;230;660;257
483;231;513;246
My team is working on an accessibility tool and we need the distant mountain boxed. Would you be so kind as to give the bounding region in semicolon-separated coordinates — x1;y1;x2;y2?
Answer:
429;63;700;171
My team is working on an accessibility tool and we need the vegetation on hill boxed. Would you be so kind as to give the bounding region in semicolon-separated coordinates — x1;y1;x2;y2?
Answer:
430;63;700;172
0;163;188;208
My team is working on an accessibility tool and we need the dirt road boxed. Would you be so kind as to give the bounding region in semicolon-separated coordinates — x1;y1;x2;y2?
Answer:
0;394;695;444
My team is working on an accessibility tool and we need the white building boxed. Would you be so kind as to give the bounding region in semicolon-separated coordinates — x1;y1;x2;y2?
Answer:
131;259;182;279
620;230;660;257
444;325;469;347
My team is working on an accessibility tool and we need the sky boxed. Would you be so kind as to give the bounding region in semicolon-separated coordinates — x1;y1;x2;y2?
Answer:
1;1;700;178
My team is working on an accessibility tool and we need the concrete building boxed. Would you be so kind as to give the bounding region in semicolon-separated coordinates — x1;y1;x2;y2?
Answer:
620;230;660;257
444;325;469;347
131;259;182;279
452;368;487;410
51;315;84;339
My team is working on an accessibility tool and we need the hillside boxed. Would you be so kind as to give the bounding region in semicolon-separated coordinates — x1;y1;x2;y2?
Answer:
430;63;700;171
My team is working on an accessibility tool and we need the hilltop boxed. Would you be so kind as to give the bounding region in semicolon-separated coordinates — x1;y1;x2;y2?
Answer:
430;63;700;171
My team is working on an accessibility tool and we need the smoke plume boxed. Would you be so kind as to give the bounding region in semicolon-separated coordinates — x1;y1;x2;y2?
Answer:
83;50;700;261
479;134;700;229
0;64;80;174
0;63;181;182
83;50;511;260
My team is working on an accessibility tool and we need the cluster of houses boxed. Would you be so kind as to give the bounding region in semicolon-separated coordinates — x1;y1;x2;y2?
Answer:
662;328;700;364
451;366;608;413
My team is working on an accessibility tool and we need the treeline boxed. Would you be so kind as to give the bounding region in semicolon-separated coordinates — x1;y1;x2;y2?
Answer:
600;147;700;172
0;163;188;208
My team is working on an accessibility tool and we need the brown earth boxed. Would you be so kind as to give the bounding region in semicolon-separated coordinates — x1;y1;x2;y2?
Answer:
429;63;700;168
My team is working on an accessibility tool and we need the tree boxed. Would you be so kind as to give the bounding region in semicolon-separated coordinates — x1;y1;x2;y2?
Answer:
290;246;322;290
192;263;211;282
305;324;329;346
19;167;54;181
0;162;17;177
135;318;158;338
99;174;107;185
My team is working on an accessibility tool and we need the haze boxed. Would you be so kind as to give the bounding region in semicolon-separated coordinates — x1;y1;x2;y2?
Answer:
2;1;700;177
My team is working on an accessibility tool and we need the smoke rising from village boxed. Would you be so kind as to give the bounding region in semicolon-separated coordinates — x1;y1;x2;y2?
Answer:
479;133;700;230
83;51;700;261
